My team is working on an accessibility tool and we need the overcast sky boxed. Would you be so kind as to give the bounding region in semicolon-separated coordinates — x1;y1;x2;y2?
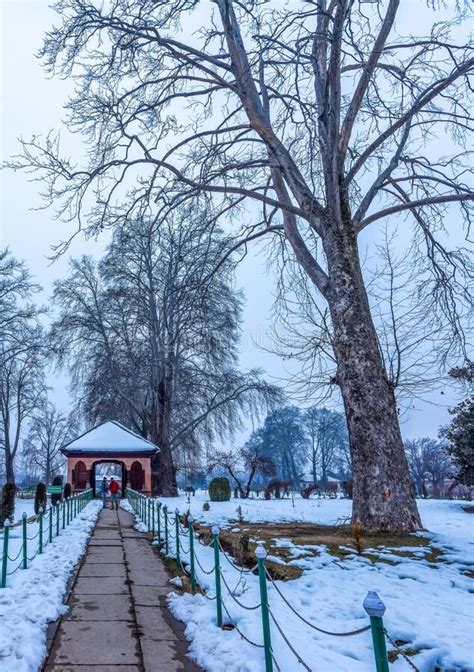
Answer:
0;0;467;441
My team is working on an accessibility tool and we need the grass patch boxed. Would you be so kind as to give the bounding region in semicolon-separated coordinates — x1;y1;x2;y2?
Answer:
388;645;421;663
192;521;441;573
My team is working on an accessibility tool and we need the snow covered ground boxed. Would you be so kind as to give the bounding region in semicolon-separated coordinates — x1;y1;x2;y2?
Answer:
127;494;474;672
0;500;101;672
13;498;36;523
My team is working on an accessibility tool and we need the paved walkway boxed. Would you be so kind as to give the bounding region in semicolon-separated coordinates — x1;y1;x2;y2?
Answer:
44;507;200;672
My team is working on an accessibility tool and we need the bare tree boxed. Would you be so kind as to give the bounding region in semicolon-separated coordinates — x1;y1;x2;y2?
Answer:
52;214;280;495
405;438;452;497
11;1;474;530
0;327;46;484
208;437;276;498
0;250;45;485
23;402;77;485
304;407;349;484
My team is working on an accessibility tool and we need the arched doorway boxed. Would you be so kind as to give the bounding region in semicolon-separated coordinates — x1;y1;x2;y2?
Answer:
91;460;127;498
130;461;144;490
72;460;88;490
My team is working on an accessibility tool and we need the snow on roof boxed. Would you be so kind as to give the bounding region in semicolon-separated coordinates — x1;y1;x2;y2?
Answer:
61;420;159;454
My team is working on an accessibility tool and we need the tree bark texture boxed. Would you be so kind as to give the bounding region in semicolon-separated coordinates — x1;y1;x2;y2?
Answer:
323;223;421;532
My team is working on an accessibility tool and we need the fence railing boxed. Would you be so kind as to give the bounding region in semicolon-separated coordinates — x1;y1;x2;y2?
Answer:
126;489;395;672
0;489;94;588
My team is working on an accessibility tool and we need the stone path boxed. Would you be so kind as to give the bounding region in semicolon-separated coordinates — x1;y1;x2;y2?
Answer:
44;507;201;672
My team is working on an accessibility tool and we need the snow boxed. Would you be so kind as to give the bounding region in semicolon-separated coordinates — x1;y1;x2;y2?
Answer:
0;500;101;672
126;494;474;672
13;499;36;523
61;420;158;453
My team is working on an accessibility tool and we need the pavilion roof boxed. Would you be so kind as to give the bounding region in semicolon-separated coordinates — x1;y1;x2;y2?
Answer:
61;420;159;456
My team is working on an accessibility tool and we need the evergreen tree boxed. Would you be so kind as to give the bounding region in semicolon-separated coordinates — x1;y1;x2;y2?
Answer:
257;406;308;486
440;364;473;486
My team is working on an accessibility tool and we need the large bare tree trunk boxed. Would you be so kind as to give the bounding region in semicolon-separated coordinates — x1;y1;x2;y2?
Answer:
5;456;16;486
150;377;178;497
323;223;421;532
151;441;178;497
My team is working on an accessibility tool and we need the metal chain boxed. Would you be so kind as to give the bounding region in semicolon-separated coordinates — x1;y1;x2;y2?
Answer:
265;568;371;637
272;654;282;672
194;553;215;575
7;560;24;576
7;546;23;563
268;608;312;672
218;539;254;573
200;588;217;601
384;630;421;672
219;570;262;611
221;598;265;648
179;559;191;576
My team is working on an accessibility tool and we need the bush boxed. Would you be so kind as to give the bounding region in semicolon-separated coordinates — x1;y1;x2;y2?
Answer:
64;483;72;499
51;474;63;506
34;482;47;515
208;476;231;502
202;502;210;511
0;483;16;528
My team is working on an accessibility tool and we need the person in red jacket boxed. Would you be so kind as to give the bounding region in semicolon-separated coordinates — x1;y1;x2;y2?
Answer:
109;477;120;510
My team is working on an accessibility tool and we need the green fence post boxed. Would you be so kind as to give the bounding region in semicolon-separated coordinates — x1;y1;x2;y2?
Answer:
175;509;180;570
256;545;273;672
148;498;151;532
49;507;53;544
188;515;196;594
164;506;169;554
56;503;60;537
212;525;223;628
157;503;161;542
39;508;44;554
152;501;155;537
22;512;28;570
67;498;71;525
62;500;65;529
1;520;10;588
364;591;389;672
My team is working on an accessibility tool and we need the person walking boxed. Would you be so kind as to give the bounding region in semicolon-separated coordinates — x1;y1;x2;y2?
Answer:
109;477;120;511
100;476;108;508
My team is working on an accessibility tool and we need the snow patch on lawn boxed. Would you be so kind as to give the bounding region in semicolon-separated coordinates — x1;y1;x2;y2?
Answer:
127;494;473;672
0;500;101;672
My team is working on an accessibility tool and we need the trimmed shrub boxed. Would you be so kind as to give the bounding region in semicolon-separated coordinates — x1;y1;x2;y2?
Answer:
0;482;16;528
34;482;47;515
64;483;72;499
202;501;210;511
208;477;231;502
51;474;63;506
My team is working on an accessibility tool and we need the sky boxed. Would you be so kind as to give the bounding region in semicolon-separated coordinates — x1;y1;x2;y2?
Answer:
0;0;469;441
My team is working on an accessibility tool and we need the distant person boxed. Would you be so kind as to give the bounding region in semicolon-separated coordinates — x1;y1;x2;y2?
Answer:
109;477;120;510
100;477;108;509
